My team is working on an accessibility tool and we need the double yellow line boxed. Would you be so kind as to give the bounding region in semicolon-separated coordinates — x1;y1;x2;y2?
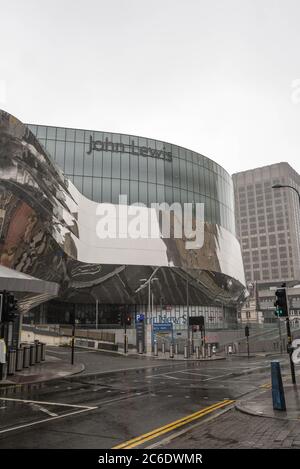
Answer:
113;399;235;449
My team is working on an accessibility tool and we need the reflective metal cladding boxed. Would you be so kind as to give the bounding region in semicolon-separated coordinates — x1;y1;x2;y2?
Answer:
0;109;246;312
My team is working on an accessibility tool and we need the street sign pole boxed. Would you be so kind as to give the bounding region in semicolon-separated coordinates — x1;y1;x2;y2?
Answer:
274;285;296;384
277;314;283;354
286;315;296;384
71;322;75;365
245;325;250;358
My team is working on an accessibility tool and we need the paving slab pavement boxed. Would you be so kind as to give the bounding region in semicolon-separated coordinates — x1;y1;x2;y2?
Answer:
236;383;300;420
0;355;84;386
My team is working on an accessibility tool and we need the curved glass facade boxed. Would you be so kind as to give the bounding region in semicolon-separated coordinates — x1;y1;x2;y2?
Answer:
27;125;236;235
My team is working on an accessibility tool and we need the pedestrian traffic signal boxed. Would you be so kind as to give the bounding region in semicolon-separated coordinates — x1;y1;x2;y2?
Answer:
274;288;288;317
0;291;18;323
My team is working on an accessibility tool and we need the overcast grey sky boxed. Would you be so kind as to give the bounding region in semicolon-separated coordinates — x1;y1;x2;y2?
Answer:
1;0;300;175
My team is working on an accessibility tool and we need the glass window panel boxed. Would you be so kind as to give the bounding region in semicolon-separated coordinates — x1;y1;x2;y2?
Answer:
157;185;165;203
186;162;193;191
211;199;216;223
102;178;111;203
203;168;210;196
139;156;148;182
102;153;111;178
179;159;187;189
180;190;188;204
111;179;120;204
56;128;66;140
205;198;212;224
193;164;200;193
75;129;84;142
103;132;112;142
121;134;130;145
94;131;104;141
27;124;37;135
84;130;93;143
220;205;226;228
112;153;120;178
138;136;147;147
156;159;164;185
173;187;180;203
121;180;129;201
155;140;164;151
164;159;172;186
93;150;102;178
130;154;139;180
121;154;129;179
165;186;173;205
46;127;56;140
216;175;222;202
209;171;217;199
112;133;120;143
65;141;75;174
215;202;221;226
179;147;186;160
172;158;180;187
92;178;101;202
74;143;84;175
45;140;56;159
83;144;94;176
192;152;199;164
139;182;148;205
73;176;83;193
186;150;193;162
148;183;157;203
66;128;75;141
38;138;46;149
37;126;47;138
188;191;194;203
55;141;65;169
148;158;156;183
83;177;93;200
130;181;139;203
171;145;179;158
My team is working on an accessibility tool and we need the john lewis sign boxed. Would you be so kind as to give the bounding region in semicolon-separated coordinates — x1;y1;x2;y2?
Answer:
87;135;172;162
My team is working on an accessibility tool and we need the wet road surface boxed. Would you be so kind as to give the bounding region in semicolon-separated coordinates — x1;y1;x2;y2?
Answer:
0;348;290;448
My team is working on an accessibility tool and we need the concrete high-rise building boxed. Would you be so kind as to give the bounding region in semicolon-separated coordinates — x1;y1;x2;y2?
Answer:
233;163;300;287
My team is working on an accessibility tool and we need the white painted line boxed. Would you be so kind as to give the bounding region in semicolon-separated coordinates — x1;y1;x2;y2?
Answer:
202;373;232;382
177;371;211;377
0;397;97;410
33;405;58;417
0;407;95;435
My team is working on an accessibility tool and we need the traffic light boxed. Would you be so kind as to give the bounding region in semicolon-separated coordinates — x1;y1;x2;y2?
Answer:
1;292;18;323
124;315;131;326
117;307;124;325
274;288;288;317
190;316;205;330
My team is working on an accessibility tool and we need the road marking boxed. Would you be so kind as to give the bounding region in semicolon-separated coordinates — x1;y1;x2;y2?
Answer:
260;383;271;389
32;404;58;417
112;399;235;449
202;373;233;382
0;397;97;410
147;405;233;449
177;371;211;377
0;407;96;435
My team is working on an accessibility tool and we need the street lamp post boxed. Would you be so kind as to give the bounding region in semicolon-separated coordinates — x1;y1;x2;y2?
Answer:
139;275;159;353
272;184;300;207
272;184;300;382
